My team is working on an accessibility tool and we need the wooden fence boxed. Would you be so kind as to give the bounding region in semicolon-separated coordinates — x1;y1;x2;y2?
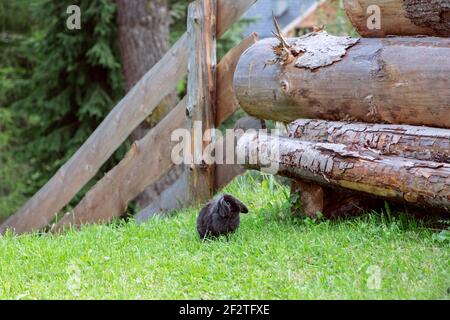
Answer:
1;0;258;234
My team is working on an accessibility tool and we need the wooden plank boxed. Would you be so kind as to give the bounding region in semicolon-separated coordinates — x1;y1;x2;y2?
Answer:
234;36;450;128
1;0;257;235
134;166;187;223
52;34;258;232
186;0;217;205
215;116;265;190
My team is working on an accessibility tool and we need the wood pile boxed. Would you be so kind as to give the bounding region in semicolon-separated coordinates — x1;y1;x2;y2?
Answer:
234;0;450;216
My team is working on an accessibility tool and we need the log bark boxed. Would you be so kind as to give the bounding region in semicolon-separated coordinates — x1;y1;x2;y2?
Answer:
234;36;450;128
52;35;258;232
288;119;450;217
344;0;450;37
289;120;450;163
237;132;450;212
1;0;256;235
186;0;217;205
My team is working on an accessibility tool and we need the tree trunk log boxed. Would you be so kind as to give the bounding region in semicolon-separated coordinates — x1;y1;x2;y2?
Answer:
234;36;450;128
289;120;450;163
344;0;450;37
1;0;256;235
237;132;450;212
52;35;258;232
288;119;450;217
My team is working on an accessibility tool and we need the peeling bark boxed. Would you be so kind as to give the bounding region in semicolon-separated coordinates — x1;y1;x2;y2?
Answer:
237;132;450;212
269;31;359;70
234;36;450;128
289;120;450;163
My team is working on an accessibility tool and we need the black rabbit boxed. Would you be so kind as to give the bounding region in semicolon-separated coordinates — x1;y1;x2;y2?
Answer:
197;194;248;239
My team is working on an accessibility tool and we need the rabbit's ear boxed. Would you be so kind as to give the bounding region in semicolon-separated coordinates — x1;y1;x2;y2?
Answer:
217;196;231;217
223;195;249;214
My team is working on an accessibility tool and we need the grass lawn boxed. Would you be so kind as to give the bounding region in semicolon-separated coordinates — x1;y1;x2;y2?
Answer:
0;173;448;300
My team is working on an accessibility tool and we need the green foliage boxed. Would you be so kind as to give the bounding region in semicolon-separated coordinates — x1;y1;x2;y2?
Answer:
432;229;450;244
0;0;127;217
0;1;42;218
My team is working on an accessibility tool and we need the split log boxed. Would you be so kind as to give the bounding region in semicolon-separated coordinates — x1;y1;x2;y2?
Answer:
289;120;450;163
344;0;450;37
1;0;256;235
234;35;450;128
186;0;217;205
52;34;258;232
237;132;450;212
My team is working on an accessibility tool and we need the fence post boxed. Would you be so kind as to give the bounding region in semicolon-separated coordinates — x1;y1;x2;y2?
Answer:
186;0;217;205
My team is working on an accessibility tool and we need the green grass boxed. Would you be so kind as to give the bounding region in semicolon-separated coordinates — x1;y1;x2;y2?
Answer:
0;173;448;300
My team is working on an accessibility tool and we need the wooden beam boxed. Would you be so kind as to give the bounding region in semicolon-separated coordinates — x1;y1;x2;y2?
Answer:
1;0;257;235
234;36;450;128
52;34;258;232
186;0;217;205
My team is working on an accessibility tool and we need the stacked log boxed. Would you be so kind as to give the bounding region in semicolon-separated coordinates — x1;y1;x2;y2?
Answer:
234;36;450;128
236;131;450;212
286;120;450;216
344;0;450;37
288;120;450;163
233;4;450;217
